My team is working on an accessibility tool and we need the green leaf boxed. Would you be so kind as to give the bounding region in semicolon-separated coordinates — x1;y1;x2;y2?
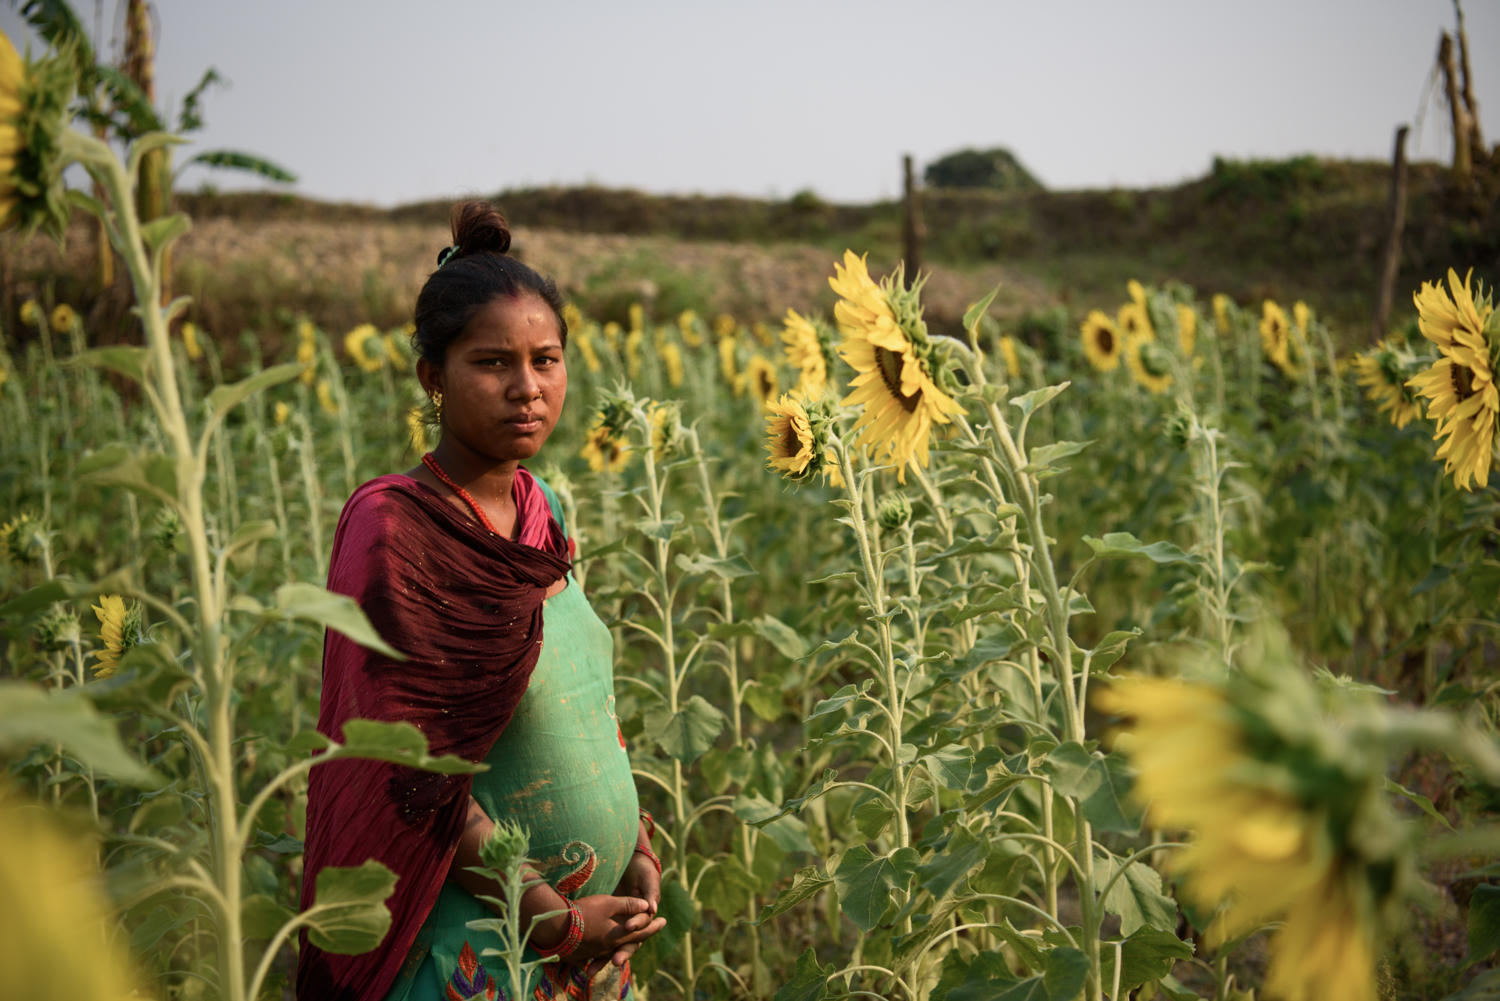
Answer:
698;854;762;920
1090;629;1141;673
271;583;406;660
1093;857;1178;935
753;615;808;660
756;866;833;925
203;363;307;440
834;845;921;932
70;346;151;384
1082;532;1200;565
774;947;833;1001
0;682;161;786
964;285;1002;334
629;878;694;981
675;552;757;580
807;680;873;720
644;695;725;764
1010;384;1069;420
917;826;989;900
637;514;683;541
326;719;486;775
734;792;815;853
1445;969;1500;1000
255;829;305;854
1385;776;1455;832
1039;742;1142;835
1465;884;1500;968
130;905;192;956
1041;946;1089;1000
942;950;1020;1001
1024;440;1092;473
78;447;179;506
242;893;296;939
130;792;184;832
743;679;784;721
1098;926;1195;996
854;798;895;839
924;746;976;791
140;212;191;253
186;149;298;183
303;860;397;954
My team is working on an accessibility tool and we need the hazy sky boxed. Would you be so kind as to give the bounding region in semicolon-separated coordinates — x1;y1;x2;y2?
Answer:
3;1;1497;206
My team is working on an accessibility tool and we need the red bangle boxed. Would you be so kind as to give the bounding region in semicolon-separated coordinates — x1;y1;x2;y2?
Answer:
633;844;662;874
638;808;656;841
532;900;584;960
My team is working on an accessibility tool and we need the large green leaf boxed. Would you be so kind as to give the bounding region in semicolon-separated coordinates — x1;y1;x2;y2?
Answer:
289;719;485;775
0;682;161;786
1039;742;1142;835
242;893;297;940
924;745;976;791
1010;384;1069;420
734;793;814;853
186;149;298;183
916;826;989;901
1446;969;1500;1000
78;446;180;506
697;854;762;920
303;860;397;954
1041;946;1089;1001
1082;532;1200;565
140;212;191;253
1093;856;1178;935
1466;884;1500;968
675;552;757;580
70;346;151;384
756;866;833;925
644;695;725;764
774;947;834;1001
628;878;693;981
942;950;1020;1001
806;680;873;720
1098;926;1195;996
752;615;808;660
271;583;406;660
833;845;921;932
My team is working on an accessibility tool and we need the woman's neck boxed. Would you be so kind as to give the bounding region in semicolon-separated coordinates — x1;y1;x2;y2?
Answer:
417;437;522;538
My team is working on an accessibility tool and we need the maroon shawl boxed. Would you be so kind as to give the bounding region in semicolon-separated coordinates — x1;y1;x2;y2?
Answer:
297;469;571;1001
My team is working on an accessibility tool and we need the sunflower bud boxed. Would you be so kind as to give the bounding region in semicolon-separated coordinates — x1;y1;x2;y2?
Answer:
0;32;78;241
479;819;532;873
35;607;80;651
151;506;183;551
877;493;912;530
1;512;44;564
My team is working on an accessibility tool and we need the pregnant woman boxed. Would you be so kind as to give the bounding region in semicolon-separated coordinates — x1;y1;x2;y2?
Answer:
297;202;664;1001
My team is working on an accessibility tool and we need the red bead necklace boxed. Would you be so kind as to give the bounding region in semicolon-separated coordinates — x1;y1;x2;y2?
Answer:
421;452;500;536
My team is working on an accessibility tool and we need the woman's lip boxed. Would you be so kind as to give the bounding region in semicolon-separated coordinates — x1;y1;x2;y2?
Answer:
506;417;542;431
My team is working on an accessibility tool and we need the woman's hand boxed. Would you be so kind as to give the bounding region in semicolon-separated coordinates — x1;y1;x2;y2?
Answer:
533;893;664;968
612;851;662;918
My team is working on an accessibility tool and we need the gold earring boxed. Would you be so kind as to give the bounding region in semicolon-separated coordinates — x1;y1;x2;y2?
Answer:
431;391;443;423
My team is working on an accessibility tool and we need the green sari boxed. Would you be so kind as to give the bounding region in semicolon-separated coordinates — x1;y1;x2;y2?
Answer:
382;486;638;1001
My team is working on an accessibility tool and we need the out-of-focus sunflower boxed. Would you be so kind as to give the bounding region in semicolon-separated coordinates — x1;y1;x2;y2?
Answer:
781;308;835;399
0;511;41;564
1127;279;1147;307
180;321;203;360
382;331;409;372
624;325;644;380
18;299;40;328
1352;340;1423;429
1260;300;1297;375
1294;300;1311;332
602;320;621;353
579;420;632;474
719;333;739;388
1406;269;1498;490
316;379;338;415
344;324;383;373
1212;293;1232;332
1117;301;1153;343
678;309;703;348
91;594;142;678
647;401;682;457
405;409;427;452
713;314;737;341
830;251;965;484
999;335;1021;380
1081;311;1122;372
574;324;602;373
661;342;683;387
1125;328;1173;395
48;303;74;332
296;319;318;383
1175;303;1197;357
750;320;773;347
0;30;75;239
273;401;290;425
742;355;778;409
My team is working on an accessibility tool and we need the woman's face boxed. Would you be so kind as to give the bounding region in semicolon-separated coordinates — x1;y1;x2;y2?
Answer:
418;295;567;463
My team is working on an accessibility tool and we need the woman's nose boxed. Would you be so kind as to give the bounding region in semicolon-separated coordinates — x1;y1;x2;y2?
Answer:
510;364;542;400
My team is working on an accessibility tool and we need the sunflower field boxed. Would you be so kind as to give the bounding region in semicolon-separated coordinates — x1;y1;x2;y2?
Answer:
4;23;1500;1001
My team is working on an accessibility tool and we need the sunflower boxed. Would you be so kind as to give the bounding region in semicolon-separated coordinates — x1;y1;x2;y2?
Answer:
1127;279;1147;306
344;324;383;373
1125;329;1173;395
830;251;965;484
580;421;632;474
91;594;141;678
1175;303;1197;357
0;30;74;239
662;342;684;387
316;379;338;415
574;324;602;373
780;308;832;398
765;391;817;479
719;333;739;387
741;355;778;409
647;401;682;457
405;408;427;451
1352;341;1422;429
624;326;644;380
1406;269;1498;491
296;319;318;383
1;511;41;564
18;299;40;328
181;321;203;360
713;314;737;340
382;331;409;372
602;321;621;353
1260;300;1297;375
678;309;703;348
999;335;1021;380
273;401;290;425
1212;293;1232;332
1294;301;1311;332
48;303;74;332
1080;311;1122;372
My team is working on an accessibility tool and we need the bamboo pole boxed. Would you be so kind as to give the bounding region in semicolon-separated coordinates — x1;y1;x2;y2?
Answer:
1455;0;1485;152
1439;33;1472;180
1373;125;1409;342
901;154;923;289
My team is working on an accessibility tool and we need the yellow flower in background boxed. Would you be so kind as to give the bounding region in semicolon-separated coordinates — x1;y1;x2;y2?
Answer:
752;321;774;347
647;401;681;456
273;401;290;425
0;30;74;239
1353;341;1422;429
1261;300;1296;375
1294;300;1311;331
662;342;683;387
1406;269;1498;490
181;322;203;360
744;354;778;409
1125;329;1174;395
1117;301;1152;342
1081;311;1122;372
344;323;383;373
18;299;40;328
713;314;737;341
383;331;408;372
1175;303;1197;356
296;319;317;383
1127;279;1147;306
48;303;74;332
999;335;1021;380
405;408;427;452
0;802;133;1001
781;308;828;398
580;420;632;474
628;302;644;336
0;30;23;228
1213;293;1232;332
678;309;703;348
91;595;139;678
625;326;644;380
316;379;338;415
1265;871;1375;1001
765;390;816;477
575;325;602;373
719;333;739;387
831;250;964;484
603;320;621;352
563;302;584;337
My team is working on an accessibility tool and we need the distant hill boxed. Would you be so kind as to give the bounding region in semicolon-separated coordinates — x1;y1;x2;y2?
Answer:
924;147;1044;192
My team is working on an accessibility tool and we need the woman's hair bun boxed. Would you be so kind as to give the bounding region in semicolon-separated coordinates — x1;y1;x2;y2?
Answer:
443;200;512;264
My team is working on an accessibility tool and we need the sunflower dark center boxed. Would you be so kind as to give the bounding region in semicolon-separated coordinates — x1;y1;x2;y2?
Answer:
875;346;921;413
1452;362;1477;403
1098;328;1115;354
783;422;804;456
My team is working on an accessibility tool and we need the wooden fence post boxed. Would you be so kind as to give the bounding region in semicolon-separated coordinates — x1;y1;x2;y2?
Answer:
902;154;924;289
1439;32;1472;180
1455;0;1485;152
1373;125;1410;341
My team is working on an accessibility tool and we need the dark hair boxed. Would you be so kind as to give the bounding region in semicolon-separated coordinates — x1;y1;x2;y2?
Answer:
411;201;569;364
